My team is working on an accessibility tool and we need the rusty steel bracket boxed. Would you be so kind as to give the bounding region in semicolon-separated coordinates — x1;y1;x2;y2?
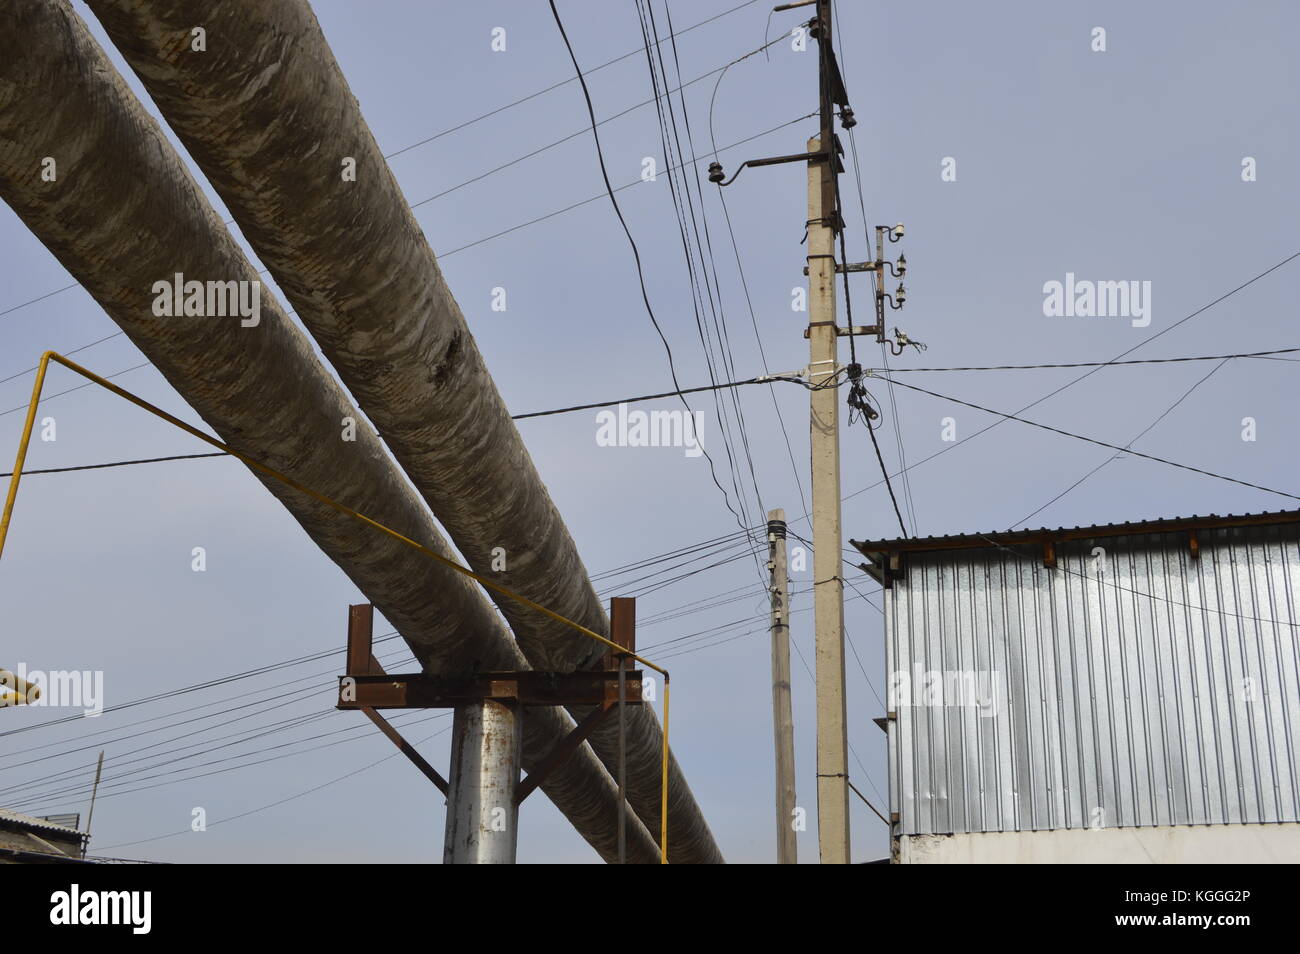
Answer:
338;670;644;709
803;322;880;339
361;705;449;794
514;700;617;805
339;603;643;819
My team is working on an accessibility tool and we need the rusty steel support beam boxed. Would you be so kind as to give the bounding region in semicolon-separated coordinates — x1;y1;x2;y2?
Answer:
361;707;449;796
515;703;616;806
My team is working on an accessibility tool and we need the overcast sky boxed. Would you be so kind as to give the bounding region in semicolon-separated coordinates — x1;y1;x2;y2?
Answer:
1;0;1297;863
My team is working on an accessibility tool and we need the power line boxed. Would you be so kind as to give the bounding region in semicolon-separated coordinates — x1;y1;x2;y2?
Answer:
705;19;810;520
409;30;787;212
549;0;772;540
0;332;126;386
1012;358;1233;528
589;527;755;581
514;372;808;419
0;630;403;740
0;2;764;326
874;372;1300;502
431;109;816;255
886;347;1300;372
5;375;821;481
637;0;762;541
865;413;909;537
973;533;1300;630
832;250;1300;513
659;1;774;531
89;721;454;853
0;361;151;419
1;451;227;478
382;0;762;161
0;116;815;406
847;777;888;825
832;0;920;535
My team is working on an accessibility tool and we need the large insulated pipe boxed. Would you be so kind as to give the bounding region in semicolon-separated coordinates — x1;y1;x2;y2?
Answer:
0;0;659;864
84;0;722;863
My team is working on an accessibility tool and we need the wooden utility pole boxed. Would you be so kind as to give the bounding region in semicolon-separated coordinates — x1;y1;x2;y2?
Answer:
84;750;104;857
768;509;797;864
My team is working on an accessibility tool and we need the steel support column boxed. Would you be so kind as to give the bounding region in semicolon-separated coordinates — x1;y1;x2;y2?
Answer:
444;700;523;864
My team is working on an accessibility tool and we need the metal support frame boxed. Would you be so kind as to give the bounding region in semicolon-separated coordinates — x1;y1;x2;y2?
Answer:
339;602;642;864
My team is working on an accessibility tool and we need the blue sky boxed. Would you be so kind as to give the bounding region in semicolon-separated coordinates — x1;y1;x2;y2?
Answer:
1;0;1297;863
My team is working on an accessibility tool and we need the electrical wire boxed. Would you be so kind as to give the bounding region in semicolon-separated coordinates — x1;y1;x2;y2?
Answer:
973;533;1300;629
637;0;762;540
89;721;455;853
408;30;788;212
1;115;817;408
0;451;226;478
383;0;763;161
833;250;1300;512
886;347;1300;372
1012;358;1233;528
865;407;909;536
0;1;765;325
705;20;810;520
874;373;1300;502
549;0;770;539
5;375;825;479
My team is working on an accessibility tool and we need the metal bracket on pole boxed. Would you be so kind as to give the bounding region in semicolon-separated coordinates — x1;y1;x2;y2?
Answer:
339;603;644;863
803;322;880;339
802;260;879;276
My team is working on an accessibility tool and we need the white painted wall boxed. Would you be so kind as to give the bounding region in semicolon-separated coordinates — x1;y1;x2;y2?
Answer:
896;824;1300;863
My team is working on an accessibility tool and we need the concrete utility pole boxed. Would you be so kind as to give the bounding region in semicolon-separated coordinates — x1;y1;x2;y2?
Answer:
807;129;850;863
717;0;907;864
808;0;851;865
768;509;797;864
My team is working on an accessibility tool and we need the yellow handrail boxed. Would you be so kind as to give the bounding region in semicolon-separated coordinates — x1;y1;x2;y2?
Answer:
1;351;674;862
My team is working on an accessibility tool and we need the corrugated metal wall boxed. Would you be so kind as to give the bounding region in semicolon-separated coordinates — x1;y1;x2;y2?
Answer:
886;524;1300;835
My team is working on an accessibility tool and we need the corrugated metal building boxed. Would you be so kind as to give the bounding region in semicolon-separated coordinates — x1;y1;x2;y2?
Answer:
0;807;87;862
852;510;1300;863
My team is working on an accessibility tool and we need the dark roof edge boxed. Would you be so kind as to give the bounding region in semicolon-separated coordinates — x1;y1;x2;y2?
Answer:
852;509;1300;560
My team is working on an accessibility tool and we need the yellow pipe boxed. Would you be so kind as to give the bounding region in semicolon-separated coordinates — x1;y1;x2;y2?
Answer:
660;676;670;862
1;351;674;862
0;357;51;561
